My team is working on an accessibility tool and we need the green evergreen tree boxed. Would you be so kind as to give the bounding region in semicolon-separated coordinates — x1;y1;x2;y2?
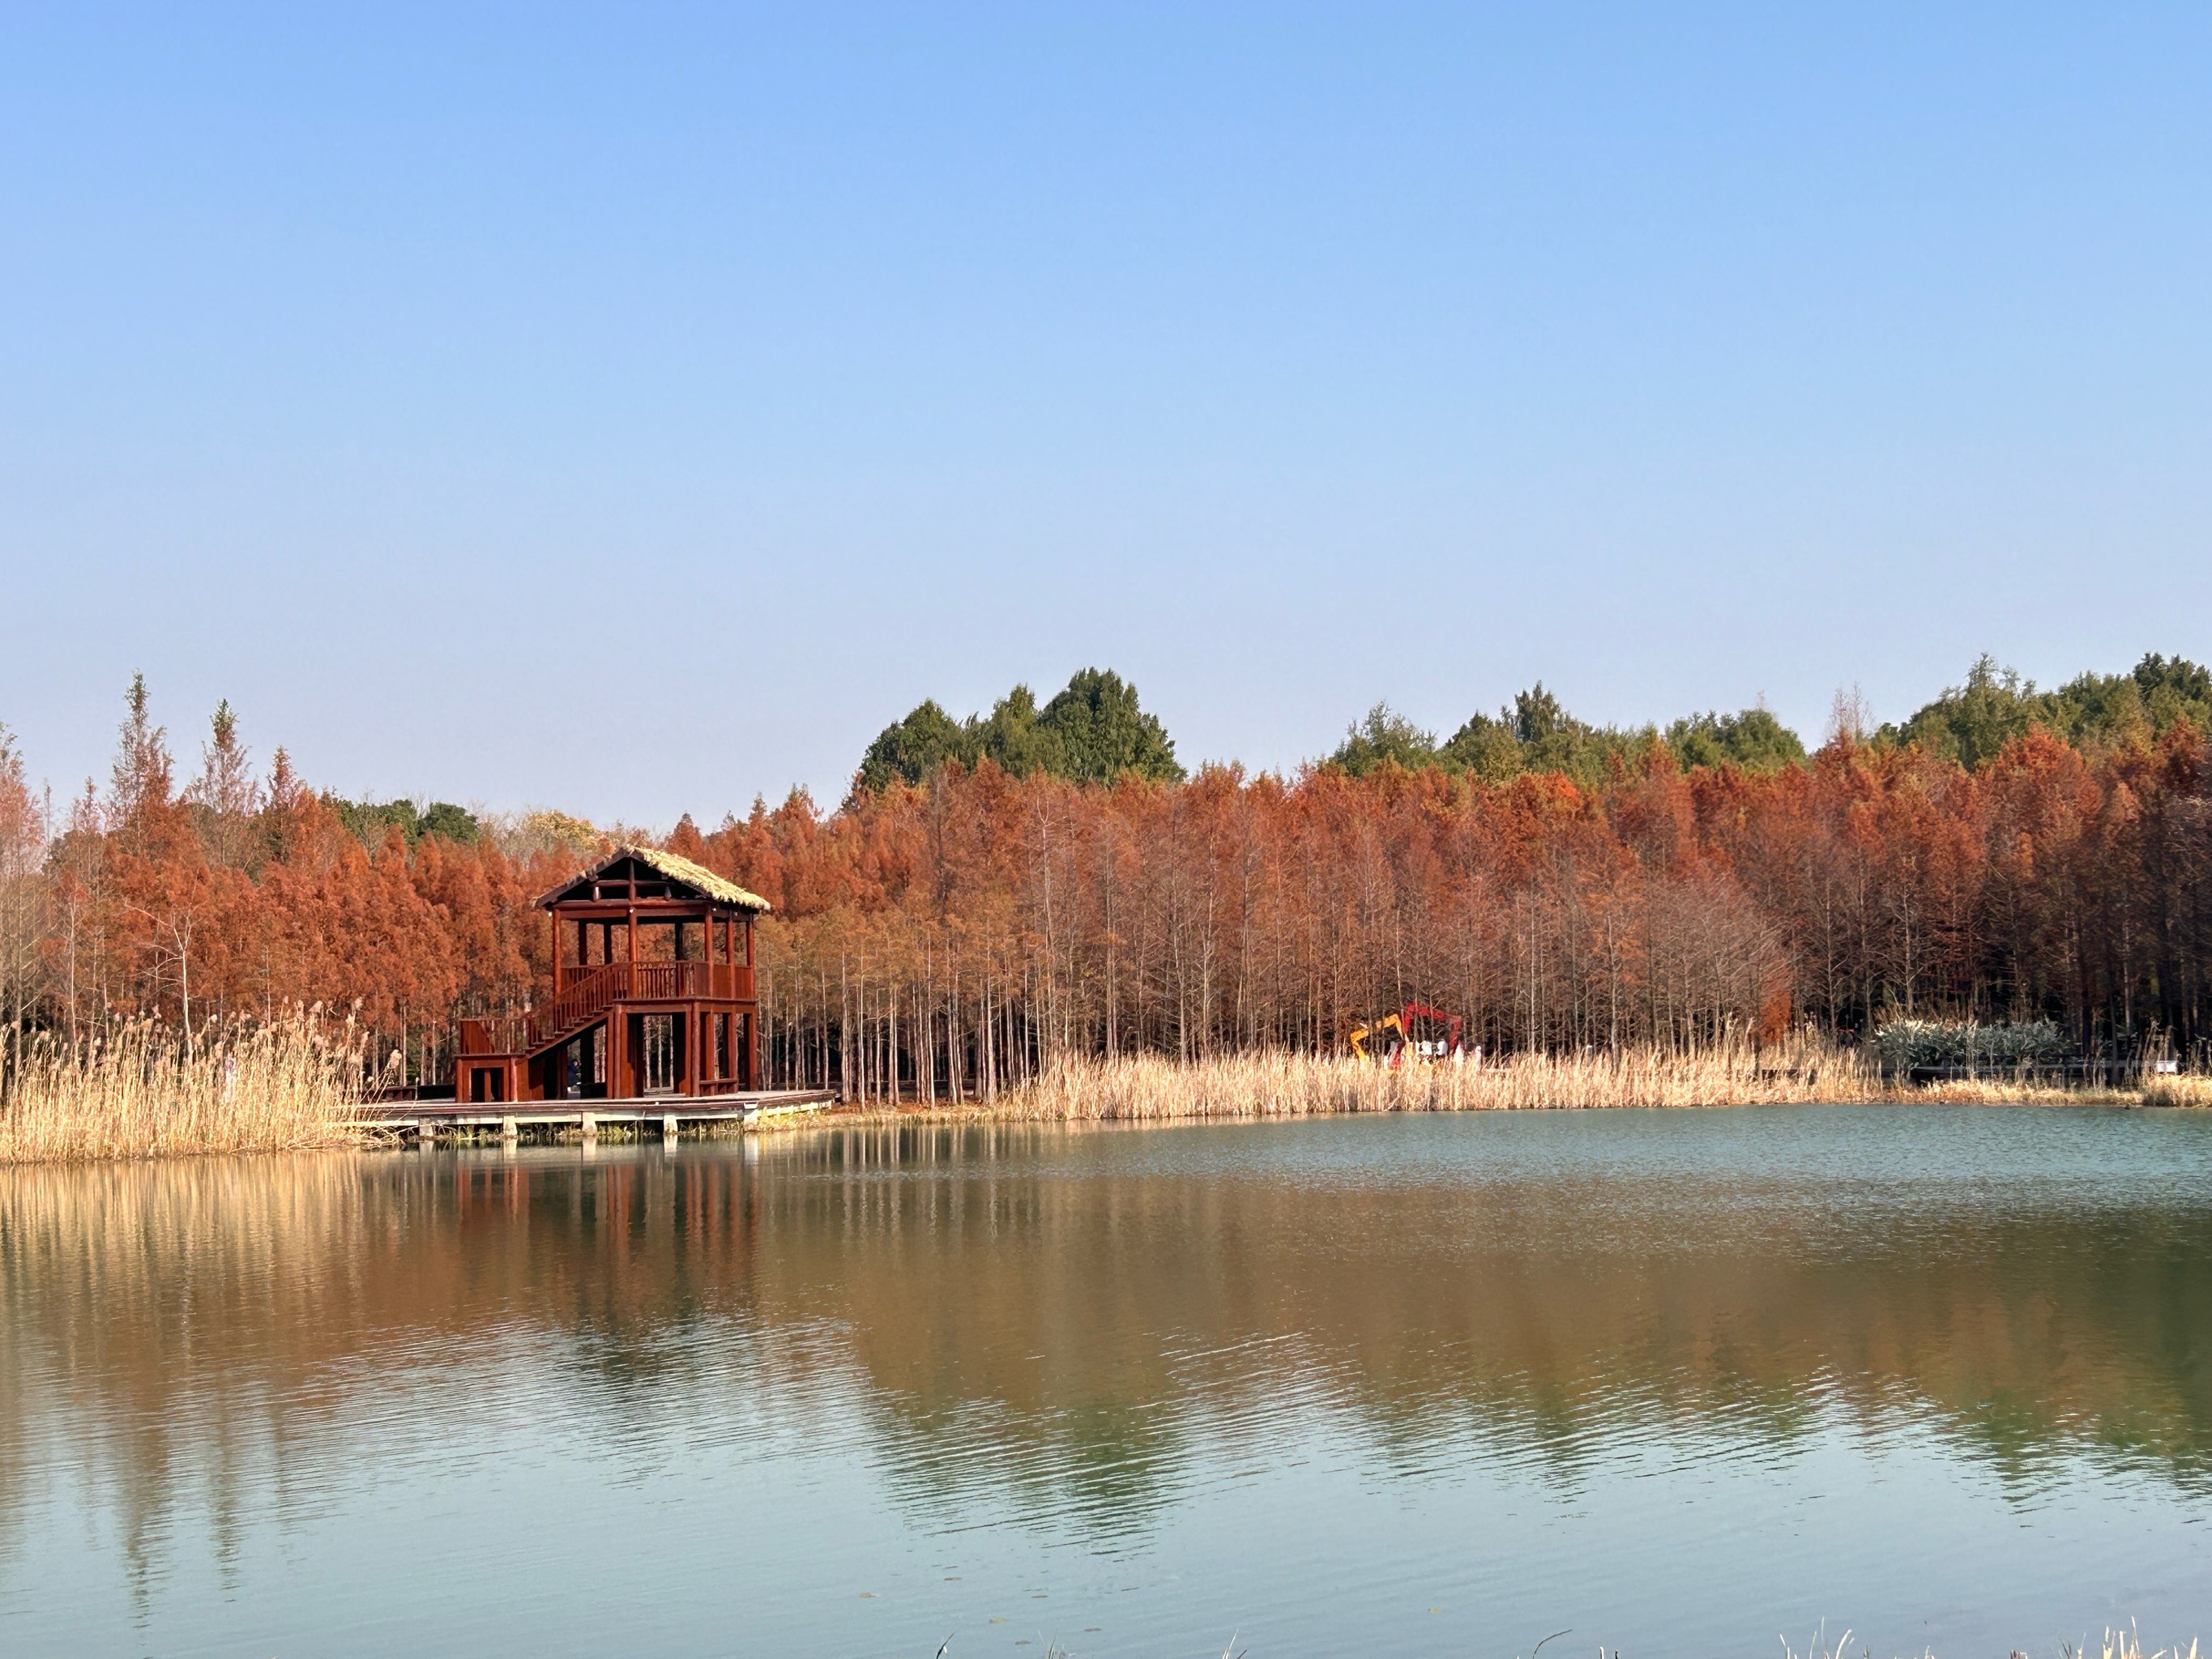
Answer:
973;685;1068;778
1328;703;1438;776
1510;683;1570;744
1883;652;2212;766
2034;653;2212;748
1038;668;1184;783
2130;653;2212;723
856;670;1181;790
1438;710;1523;782
1436;683;1668;787
325;796;479;845
1664;707;1806;772
1886;655;2039;767
417;802;481;843
1509;684;1638;787
858;699;974;790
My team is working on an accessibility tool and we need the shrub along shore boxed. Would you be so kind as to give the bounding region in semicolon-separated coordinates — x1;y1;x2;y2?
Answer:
2;1026;2203;1166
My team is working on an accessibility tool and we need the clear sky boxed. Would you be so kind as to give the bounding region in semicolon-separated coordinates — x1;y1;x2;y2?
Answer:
4;4;2209;825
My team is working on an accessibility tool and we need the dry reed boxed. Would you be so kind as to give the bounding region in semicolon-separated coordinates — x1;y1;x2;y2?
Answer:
2093;1627;2201;1659
0;1012;370;1164
962;1034;1876;1124
2142;1075;2212;1109
1908;1077;2133;1105
1780;1625;2196;1659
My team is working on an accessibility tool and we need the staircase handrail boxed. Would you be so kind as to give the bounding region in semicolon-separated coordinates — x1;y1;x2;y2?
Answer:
531;961;630;1050
519;960;758;1056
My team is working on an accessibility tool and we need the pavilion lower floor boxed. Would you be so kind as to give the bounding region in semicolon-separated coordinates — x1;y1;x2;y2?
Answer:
455;1003;756;1106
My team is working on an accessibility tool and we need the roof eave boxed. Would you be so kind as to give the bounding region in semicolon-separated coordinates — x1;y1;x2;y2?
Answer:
532;847;772;913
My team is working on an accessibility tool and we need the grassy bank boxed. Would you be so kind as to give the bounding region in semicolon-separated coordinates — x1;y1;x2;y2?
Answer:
0;1013;369;1164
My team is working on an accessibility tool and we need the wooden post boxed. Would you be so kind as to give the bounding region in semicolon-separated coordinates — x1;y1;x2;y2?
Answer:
685;1004;698;1097
622;905;638;1102
662;1113;678;1143
745;919;759;1087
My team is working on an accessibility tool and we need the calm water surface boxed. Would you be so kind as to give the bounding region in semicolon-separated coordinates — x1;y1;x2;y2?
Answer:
3;1105;2210;1657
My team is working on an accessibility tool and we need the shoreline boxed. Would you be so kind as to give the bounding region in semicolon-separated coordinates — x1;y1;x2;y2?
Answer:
789;1050;2175;1130
379;1051;2198;1151
322;1085;2167;1154
6;1045;2203;1167
794;1082;2163;1137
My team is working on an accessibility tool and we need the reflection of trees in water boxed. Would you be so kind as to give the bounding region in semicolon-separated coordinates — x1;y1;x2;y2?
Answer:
855;1391;1189;1550
0;1156;420;1605
2;1124;2210;1580
480;1154;757;1397
0;1151;830;1585
757;1125;2212;1516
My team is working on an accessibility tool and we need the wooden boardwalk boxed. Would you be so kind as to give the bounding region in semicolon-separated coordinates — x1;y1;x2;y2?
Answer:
362;1090;837;1141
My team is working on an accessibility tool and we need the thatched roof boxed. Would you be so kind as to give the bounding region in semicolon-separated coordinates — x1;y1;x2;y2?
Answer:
536;846;772;912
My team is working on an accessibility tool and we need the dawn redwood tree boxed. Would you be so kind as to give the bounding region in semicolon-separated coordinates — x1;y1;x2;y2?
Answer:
0;725;44;1040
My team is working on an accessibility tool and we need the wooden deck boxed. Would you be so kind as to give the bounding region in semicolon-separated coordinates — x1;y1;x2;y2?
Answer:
362;1090;837;1140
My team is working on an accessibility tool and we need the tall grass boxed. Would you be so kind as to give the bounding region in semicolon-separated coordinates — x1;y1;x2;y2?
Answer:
0;1012;369;1164
2091;1627;2201;1659
2142;1075;2212;1109
1780;1625;2195;1659
977;1034;1876;1124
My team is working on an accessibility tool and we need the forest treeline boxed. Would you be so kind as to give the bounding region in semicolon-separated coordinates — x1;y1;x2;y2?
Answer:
1324;652;2212;786
869;655;2212;790
2;655;2209;1096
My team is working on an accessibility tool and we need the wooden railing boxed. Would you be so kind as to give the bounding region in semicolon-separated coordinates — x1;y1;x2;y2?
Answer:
458;1016;532;1056
532;962;630;1051
555;961;753;999
459;961;756;1056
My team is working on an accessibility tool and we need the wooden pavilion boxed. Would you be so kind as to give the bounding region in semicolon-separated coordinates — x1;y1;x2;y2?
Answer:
453;847;771;1106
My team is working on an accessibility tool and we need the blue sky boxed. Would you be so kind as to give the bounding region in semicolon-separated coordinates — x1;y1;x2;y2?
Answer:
3;4;2208;824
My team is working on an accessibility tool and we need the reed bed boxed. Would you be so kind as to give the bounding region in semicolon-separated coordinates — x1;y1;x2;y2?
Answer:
959;1036;1877;1124
0;1013;370;1164
1908;1077;2133;1105
1780;1627;2195;1659
2142;1075;2212;1109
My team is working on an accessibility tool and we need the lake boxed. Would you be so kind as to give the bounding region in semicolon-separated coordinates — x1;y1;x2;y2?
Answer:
2;1105;2208;1657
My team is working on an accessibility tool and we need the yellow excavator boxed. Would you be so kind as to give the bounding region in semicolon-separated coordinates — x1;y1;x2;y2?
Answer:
1347;1012;1406;1063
